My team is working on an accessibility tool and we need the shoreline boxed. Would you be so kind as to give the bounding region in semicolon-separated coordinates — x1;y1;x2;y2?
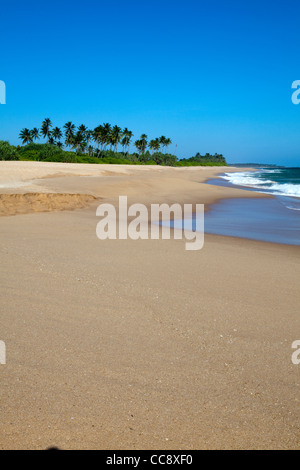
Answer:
0;162;270;218
0;161;291;247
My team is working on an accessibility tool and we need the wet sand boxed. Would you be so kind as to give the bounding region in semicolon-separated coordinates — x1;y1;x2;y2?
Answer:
0;162;299;449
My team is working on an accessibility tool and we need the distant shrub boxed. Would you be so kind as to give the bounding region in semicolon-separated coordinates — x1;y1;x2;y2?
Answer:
75;155;101;164
177;152;227;166
39;144;63;160
13;143;227;167
0;141;19;160
18;150;41;161
18;143;45;154
99;156;136;165
17;143;64;162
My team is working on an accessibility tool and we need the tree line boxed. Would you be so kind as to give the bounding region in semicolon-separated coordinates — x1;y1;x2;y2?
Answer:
19;118;172;157
178;152;226;165
0;118;228;166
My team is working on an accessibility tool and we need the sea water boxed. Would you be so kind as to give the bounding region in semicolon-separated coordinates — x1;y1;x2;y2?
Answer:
169;168;300;245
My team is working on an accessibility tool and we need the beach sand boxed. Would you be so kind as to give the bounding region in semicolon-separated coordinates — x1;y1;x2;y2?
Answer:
0;162;299;449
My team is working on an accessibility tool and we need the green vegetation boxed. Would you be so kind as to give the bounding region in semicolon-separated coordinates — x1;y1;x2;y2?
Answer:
0;119;228;166
177;152;227;166
0;141;18;160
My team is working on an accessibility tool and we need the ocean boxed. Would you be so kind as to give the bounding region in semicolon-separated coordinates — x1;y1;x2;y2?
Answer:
166;167;300;246
203;167;300;245
220;167;300;211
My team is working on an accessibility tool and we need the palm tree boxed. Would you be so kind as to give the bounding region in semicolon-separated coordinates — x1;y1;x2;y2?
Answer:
52;127;62;142
41;118;52;143
94;123;111;151
93;126;101;150
110;125;123;152
56;141;64;149
88;145;94;156
140;134;148;154
103;123;112;149
79;141;87;154
121;135;128;154
71;131;86;154
134;139;143;155
77;125;88;153
78;124;87;137
159;136;167;153
19;128;33;145
63;121;76;150
149;138;160;154
86;130;93;149
121;128;133;154
164;137;172;153
31;128;40;141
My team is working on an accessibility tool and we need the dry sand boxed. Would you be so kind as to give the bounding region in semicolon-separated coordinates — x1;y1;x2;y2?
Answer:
0;161;299;449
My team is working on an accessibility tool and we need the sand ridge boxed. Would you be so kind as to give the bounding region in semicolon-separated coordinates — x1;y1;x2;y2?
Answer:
0;193;98;217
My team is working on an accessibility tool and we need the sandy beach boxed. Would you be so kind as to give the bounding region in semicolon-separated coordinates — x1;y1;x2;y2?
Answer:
0;162;299;449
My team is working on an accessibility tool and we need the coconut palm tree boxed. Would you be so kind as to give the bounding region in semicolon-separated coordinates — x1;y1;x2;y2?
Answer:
79;141;87;154
149;138;160;154
121;135;129;154
134;139;144;155
31;128;40;141
77;125;88;153
86;130;93;149
93;125;101;150
159;136;167;153
41;118;53;143
52;127;62;142
164;137;172;153
88;145;94;156
140;134;148;154
19;128;33;145
63;121;76;150
103;123;112;149
121;128;133;154
71;131;87;154
78;124;87;137
110;125;123;152
94;123;111;151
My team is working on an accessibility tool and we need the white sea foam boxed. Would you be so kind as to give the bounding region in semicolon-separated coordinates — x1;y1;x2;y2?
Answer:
261;183;300;197
222;172;300;199
222;172;273;186
262;169;283;174
286;206;300;211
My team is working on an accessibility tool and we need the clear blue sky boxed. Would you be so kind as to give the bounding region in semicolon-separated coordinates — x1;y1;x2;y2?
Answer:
1;0;300;165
